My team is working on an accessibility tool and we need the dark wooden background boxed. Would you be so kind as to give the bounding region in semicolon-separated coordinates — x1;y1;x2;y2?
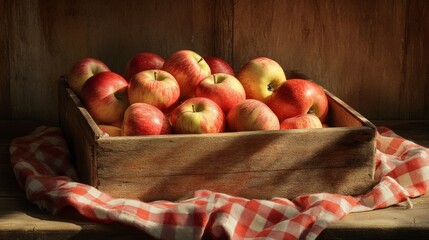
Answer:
1;0;428;125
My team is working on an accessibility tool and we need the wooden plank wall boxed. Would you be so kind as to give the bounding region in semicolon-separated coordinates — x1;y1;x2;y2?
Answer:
0;1;11;118
232;0;428;120
0;0;428;124
0;0;215;124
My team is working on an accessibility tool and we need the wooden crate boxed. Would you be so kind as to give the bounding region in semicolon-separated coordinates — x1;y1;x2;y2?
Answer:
58;75;376;202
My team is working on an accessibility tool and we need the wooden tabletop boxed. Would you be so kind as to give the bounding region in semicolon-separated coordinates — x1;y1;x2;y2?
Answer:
0;120;428;239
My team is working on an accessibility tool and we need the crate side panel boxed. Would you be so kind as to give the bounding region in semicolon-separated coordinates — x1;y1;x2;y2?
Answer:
327;90;375;128
58;78;98;186
97;165;374;202
96;127;375;178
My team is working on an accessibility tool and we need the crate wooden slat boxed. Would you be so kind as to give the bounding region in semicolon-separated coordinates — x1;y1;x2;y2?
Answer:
58;76;376;202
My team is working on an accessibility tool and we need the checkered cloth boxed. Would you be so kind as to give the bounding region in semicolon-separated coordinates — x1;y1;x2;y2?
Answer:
9;126;429;240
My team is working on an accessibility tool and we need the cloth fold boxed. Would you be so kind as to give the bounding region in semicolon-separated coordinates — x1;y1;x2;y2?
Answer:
9;126;429;240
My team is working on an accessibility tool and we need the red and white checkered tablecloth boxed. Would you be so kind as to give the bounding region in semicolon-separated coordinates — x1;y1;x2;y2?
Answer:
9;126;429;240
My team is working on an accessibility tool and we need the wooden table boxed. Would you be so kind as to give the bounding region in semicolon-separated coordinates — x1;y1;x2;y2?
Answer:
1;120;428;239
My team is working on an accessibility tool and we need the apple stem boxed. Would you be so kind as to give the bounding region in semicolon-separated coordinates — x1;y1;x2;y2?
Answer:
192;104;196;112
198;58;203;63
267;82;275;92
213;74;217;84
154;71;157;80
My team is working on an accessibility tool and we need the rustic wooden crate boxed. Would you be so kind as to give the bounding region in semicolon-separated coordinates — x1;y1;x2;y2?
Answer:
58;75;376;202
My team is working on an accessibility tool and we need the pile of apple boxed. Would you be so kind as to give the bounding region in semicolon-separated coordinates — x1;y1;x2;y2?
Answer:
67;50;328;136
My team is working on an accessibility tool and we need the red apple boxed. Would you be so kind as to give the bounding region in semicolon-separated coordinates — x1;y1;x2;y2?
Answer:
162;100;181;115
124;52;165;80
128;69;180;111
267;79;329;123
237;57;286;103
162;50;211;99
80;72;129;125
98;124;122;136
122;103;172;136
168;97;225;134
227;99;280;131
280;114;323;130
195;73;246;114
67;58;110;96
203;56;235;76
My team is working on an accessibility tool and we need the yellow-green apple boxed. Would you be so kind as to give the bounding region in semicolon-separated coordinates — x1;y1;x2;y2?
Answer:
168;97;225;134
124;52;165;80
98;124;122;136
122;103;172;136
195;73;246;114
280;114;323;130
267;79;329;123
237;57;286;102
227;99;280;131
203;56;235;76
162;50;211;99
67;58;110;96
128;69;180;112
80;72;129;125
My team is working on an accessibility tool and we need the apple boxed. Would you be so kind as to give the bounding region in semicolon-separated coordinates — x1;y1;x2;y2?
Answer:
280;114;323;130
128;69;180;111
195;73;246;114
122;103;172;136
124;52;165;80
110;120;123;128
162;100;181;115
98;124;122;136
267;79;329;123
237;57;286;103
168;97;225;134
227;99;280;131
80;71;129;125
162;50;211;99
67;57;110;96
203;56;235;76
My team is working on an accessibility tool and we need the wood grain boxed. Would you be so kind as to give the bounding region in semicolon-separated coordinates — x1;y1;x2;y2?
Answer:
95;129;375;201
232;0;425;120
96;128;374;176
214;0;234;64
400;0;429;119
59;80;376;201
99;166;374;202
0;198;154;240
2;0;215;124
58;77;101;186
0;120;428;239
1;0;428;123
320;195;429;239
0;0;11;118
